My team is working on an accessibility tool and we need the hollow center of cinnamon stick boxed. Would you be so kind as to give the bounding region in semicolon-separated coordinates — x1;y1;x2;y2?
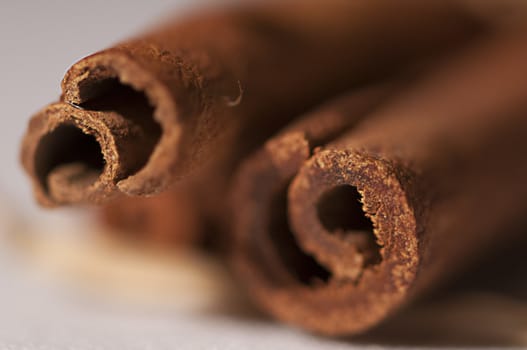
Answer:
35;124;105;192
80;79;162;171
269;185;332;285
316;185;381;267
34;79;162;201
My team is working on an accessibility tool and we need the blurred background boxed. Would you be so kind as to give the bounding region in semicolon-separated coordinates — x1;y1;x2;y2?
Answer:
1;1;527;349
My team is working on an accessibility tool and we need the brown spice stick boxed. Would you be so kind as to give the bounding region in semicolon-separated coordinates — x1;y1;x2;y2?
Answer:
230;30;527;335
100;189;202;248
21;0;484;207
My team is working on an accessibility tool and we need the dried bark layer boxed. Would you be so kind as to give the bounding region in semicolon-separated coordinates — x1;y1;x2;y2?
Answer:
21;0;485;206
230;31;527;335
100;189;202;248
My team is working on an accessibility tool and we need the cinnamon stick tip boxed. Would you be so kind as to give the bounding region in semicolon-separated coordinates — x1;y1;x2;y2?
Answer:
21;103;121;206
233;146;419;335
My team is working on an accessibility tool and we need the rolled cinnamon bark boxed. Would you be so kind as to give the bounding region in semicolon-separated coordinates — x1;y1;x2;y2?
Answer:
100;189;202;248
21;0;485;207
230;31;527;335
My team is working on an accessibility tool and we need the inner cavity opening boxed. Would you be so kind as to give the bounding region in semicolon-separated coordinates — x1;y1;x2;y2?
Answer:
79;78;162;176
268;185;331;286
317;185;382;267
35;124;104;192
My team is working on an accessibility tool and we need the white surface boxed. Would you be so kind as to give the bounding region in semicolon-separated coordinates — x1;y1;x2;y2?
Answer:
0;247;363;350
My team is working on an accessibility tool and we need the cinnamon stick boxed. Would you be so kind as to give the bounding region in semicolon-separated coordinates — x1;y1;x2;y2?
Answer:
100;189;202;248
21;0;484;207
230;30;527;335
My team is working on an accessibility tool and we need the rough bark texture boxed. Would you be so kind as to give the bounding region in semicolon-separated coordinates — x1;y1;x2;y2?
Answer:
21;0;485;207
230;30;527;335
